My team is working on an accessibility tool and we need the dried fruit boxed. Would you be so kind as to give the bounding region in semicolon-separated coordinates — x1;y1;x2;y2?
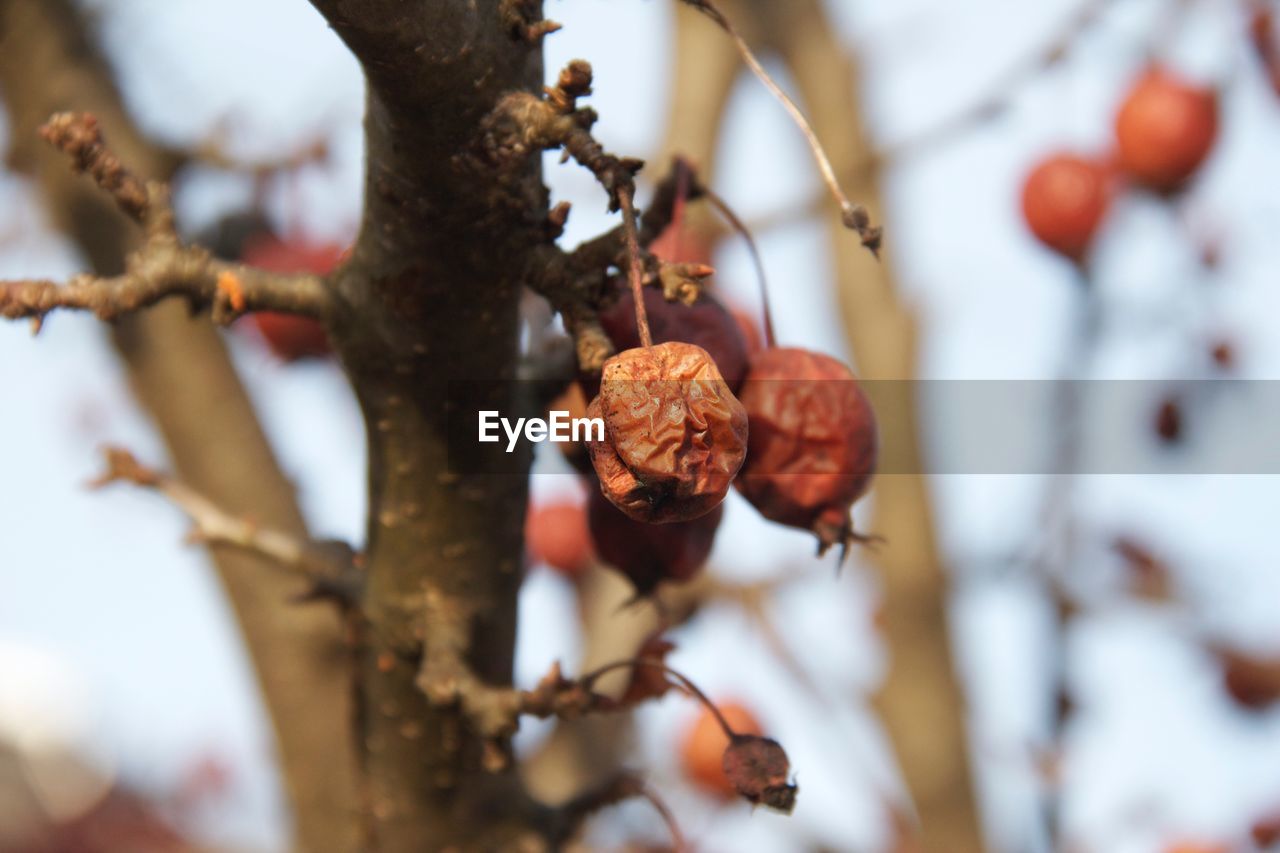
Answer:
722;734;797;813
587;341;748;524
241;234;346;361
588;488;722;595
1217;649;1280;711
524;499;593;578
595;286;750;393
679;701;761;799
1115;67;1218;192
1021;153;1112;260
735;347;877;554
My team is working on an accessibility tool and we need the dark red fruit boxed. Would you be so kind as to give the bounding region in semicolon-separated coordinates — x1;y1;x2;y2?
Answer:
620;632;677;704
241;235;345;361
587;341;747;524
524;499;593;578
587;488;722;595
1154;397;1183;444
596;286;750;393
1115;67;1218;192
735;347;877;554
647;222;714;266
1021;153;1112;260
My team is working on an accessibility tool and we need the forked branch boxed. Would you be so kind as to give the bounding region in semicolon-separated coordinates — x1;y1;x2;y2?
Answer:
0;113;333;329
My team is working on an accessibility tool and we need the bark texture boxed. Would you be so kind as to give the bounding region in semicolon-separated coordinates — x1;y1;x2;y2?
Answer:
0;2;359;850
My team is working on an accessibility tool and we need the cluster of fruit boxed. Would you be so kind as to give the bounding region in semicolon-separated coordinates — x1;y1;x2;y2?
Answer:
528;221;878;594
1022;66;1219;261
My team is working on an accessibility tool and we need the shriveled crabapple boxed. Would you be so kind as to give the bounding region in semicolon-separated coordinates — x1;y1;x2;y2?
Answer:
587;341;748;524
1021;153;1112;261
735;347;877;555
587;487;722;596
1115;67;1218;193
679;700;761;800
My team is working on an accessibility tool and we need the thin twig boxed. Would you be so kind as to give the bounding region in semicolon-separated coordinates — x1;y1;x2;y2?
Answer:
702;187;775;348
682;0;882;255
617;184;653;347
90;447;361;602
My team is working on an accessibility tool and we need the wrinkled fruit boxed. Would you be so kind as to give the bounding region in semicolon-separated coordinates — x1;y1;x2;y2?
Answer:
1115;67;1218;192
1021;153;1112;261
595;286;750;394
680;701;762;800
587;341;748;524
588;488;722;595
524;499;593;578
735;347;877;554
722;735;797;813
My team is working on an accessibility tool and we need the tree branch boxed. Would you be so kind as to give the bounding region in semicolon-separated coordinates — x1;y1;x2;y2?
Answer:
0;113;332;328
90;447;362;605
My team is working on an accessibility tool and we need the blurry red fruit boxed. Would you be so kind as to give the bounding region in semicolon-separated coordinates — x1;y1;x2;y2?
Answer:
242;234;346;361
525;499;593;578
1154;397;1183;444
647;222;714;266
595;286;750;393
1021;153;1112;260
680;701;762;799
587;487;722;595
1115;67;1218;192
1218;649;1280;711
735;347;877;555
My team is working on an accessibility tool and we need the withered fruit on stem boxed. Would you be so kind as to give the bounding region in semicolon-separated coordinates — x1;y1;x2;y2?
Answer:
735;347;877;555
587;341;748;523
588;488;723;595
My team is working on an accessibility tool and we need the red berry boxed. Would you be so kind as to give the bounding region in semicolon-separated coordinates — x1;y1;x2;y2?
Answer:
595;286;750;393
251;312;331;361
587;488;722;595
1115;67;1218;192
1021;153;1112;260
679;701;762;799
524;500;593;578
587;342;748;524
241;234;346;361
647;222;714;266
735;347;877;555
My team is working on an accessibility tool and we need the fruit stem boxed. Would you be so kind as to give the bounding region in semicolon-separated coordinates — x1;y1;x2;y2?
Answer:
617;184;653;348
584;657;741;739
703;187;777;349
682;0;880;254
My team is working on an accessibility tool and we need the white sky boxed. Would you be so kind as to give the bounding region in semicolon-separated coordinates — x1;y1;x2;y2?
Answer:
1;0;1279;851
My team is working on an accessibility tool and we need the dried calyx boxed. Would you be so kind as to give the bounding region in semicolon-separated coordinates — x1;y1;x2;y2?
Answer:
735;347;878;556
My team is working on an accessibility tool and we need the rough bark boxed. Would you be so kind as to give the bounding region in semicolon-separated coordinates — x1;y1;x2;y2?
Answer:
0;2;359;851
303;1;552;847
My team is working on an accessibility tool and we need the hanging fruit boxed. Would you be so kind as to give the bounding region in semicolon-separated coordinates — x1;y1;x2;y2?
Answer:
1021;153;1112;261
1114;67;1218;192
735;347;877;555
